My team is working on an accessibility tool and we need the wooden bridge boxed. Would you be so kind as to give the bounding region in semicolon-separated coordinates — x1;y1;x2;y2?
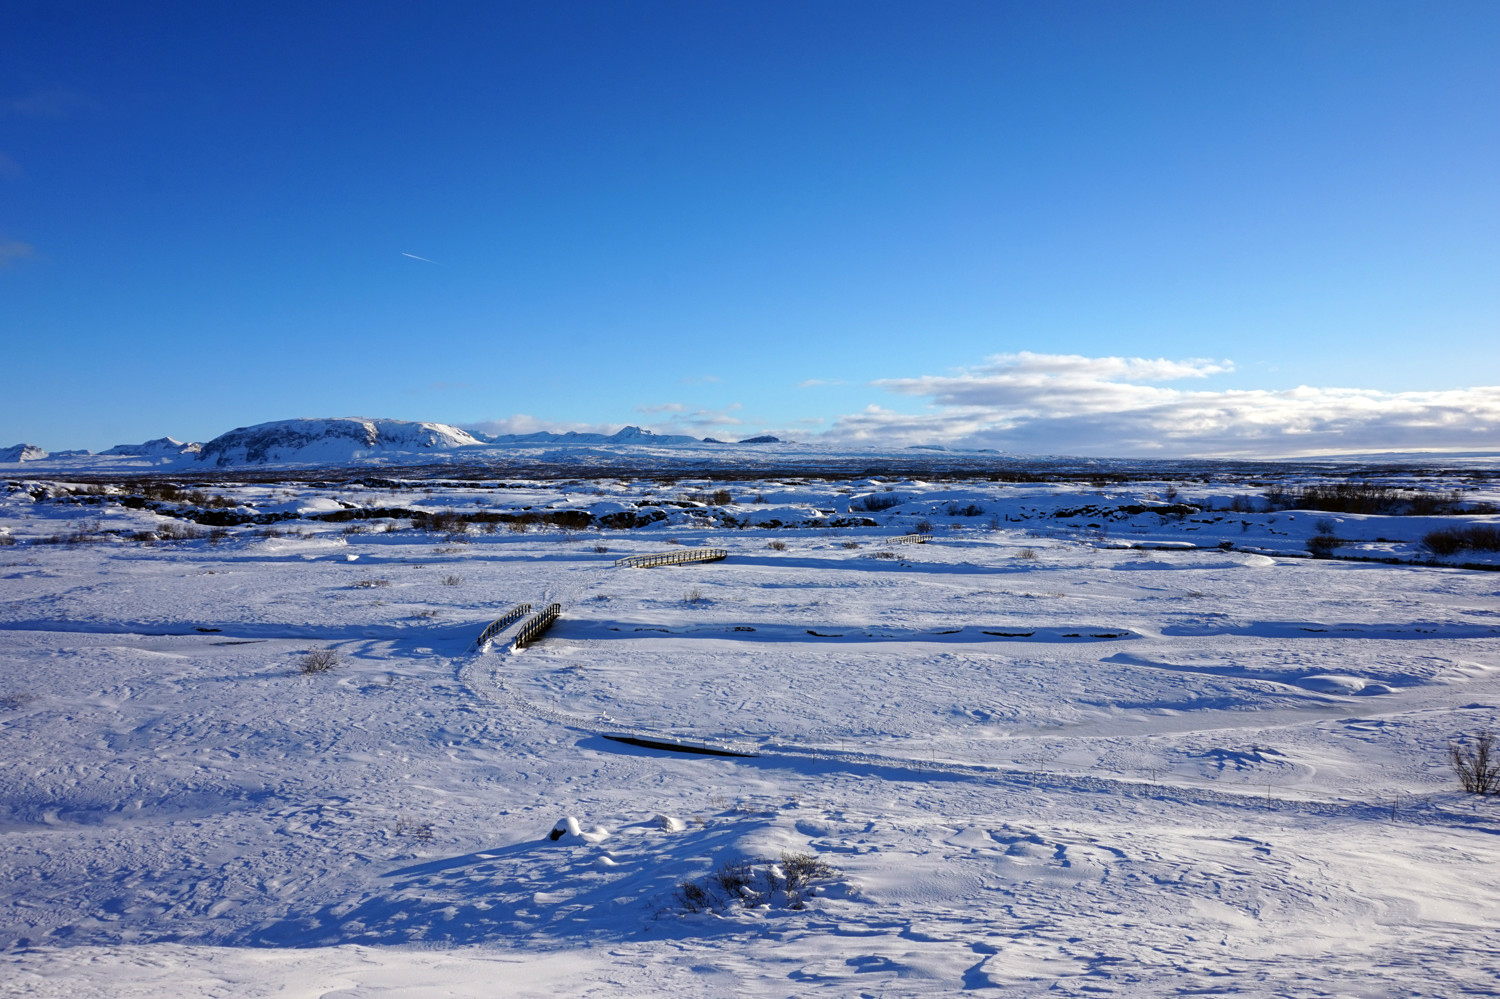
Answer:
613;548;728;569
476;603;531;646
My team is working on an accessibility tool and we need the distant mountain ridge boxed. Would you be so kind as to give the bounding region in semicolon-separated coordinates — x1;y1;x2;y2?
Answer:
474;425;703;446
100;437;203;457
2;417;803;469
198;418;480;466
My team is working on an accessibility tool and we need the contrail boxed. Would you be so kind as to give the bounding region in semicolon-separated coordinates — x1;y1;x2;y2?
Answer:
401;252;437;263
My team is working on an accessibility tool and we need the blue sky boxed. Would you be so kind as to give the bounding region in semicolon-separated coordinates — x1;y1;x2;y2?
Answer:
3;1;1498;455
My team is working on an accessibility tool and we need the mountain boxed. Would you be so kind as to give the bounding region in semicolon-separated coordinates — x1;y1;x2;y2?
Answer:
738;435;784;444
0;444;49;463
476;425;704;446
197;418;481;466
100;437;202;457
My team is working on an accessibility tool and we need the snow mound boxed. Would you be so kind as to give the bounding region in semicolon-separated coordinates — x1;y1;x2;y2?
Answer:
549;816;610;843
197;418;481;466
1299;674;1377;694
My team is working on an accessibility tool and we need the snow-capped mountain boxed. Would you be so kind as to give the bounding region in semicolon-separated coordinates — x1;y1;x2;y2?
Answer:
0;444;49;463
197;418;481;466
99;437;203;457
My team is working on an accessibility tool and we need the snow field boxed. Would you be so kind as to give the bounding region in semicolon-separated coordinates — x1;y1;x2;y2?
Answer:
1;475;1498;995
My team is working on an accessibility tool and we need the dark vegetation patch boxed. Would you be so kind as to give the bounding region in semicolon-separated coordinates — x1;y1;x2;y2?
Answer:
1423;525;1500;556
1264;483;1493;516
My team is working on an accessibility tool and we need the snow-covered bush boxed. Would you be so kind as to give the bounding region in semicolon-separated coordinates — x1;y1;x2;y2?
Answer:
673;853;841;914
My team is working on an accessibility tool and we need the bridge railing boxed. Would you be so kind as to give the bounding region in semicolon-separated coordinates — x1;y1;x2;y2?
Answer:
613;548;728;569
891;534;934;545
476;603;531;647
512;603;562;650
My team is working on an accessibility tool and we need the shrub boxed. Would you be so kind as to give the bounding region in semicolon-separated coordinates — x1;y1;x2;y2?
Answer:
779;851;836;891
710;860;756;898
675;881;713;912
299;648;339;674
442;574;461;586
1450;730;1500;794
593;543;609;553
1306;534;1340;558
851;493;902;512
156;520;202;541
914;519;934;534
841;540;860;549
1423;525;1500;556
684;587;704;604
766;540;787;551
1016;548;1038;560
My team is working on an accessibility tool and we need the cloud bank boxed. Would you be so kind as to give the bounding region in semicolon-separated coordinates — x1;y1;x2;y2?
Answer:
826;352;1500;457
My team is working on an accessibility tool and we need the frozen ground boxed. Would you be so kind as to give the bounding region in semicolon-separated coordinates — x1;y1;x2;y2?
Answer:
1;472;1498;996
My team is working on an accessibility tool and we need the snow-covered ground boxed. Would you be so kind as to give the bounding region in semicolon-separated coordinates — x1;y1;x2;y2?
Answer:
2;471;1498;996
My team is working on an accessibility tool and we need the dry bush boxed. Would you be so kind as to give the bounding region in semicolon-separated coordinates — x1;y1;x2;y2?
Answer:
851;493;902;512
766;540;787;551
442;574;462;586
684;587;705;604
299;648;340;674
593;544;609;553
841;540;860;549
914;519;934;534
1016;548;1038;560
779;851;836;890
1450;730;1500;794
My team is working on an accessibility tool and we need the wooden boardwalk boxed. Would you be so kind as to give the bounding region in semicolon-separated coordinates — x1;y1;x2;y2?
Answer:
614;548;728;569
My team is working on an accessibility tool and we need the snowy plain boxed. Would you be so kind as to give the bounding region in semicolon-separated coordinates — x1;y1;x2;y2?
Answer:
2;465;1499;997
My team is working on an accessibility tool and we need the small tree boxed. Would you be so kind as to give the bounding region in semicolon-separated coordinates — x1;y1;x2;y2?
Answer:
1449;730;1500;794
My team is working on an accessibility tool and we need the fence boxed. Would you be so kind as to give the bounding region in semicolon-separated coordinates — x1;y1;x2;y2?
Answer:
512;603;562;650
892;534;934;545
614;548;728;569
475;603;531;647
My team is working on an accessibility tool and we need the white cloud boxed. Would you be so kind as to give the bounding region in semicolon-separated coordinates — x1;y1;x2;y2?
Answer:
635;402;686;414
458;415;621;437
825;352;1500;457
797;378;845;388
647;403;745;435
0;239;35;267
